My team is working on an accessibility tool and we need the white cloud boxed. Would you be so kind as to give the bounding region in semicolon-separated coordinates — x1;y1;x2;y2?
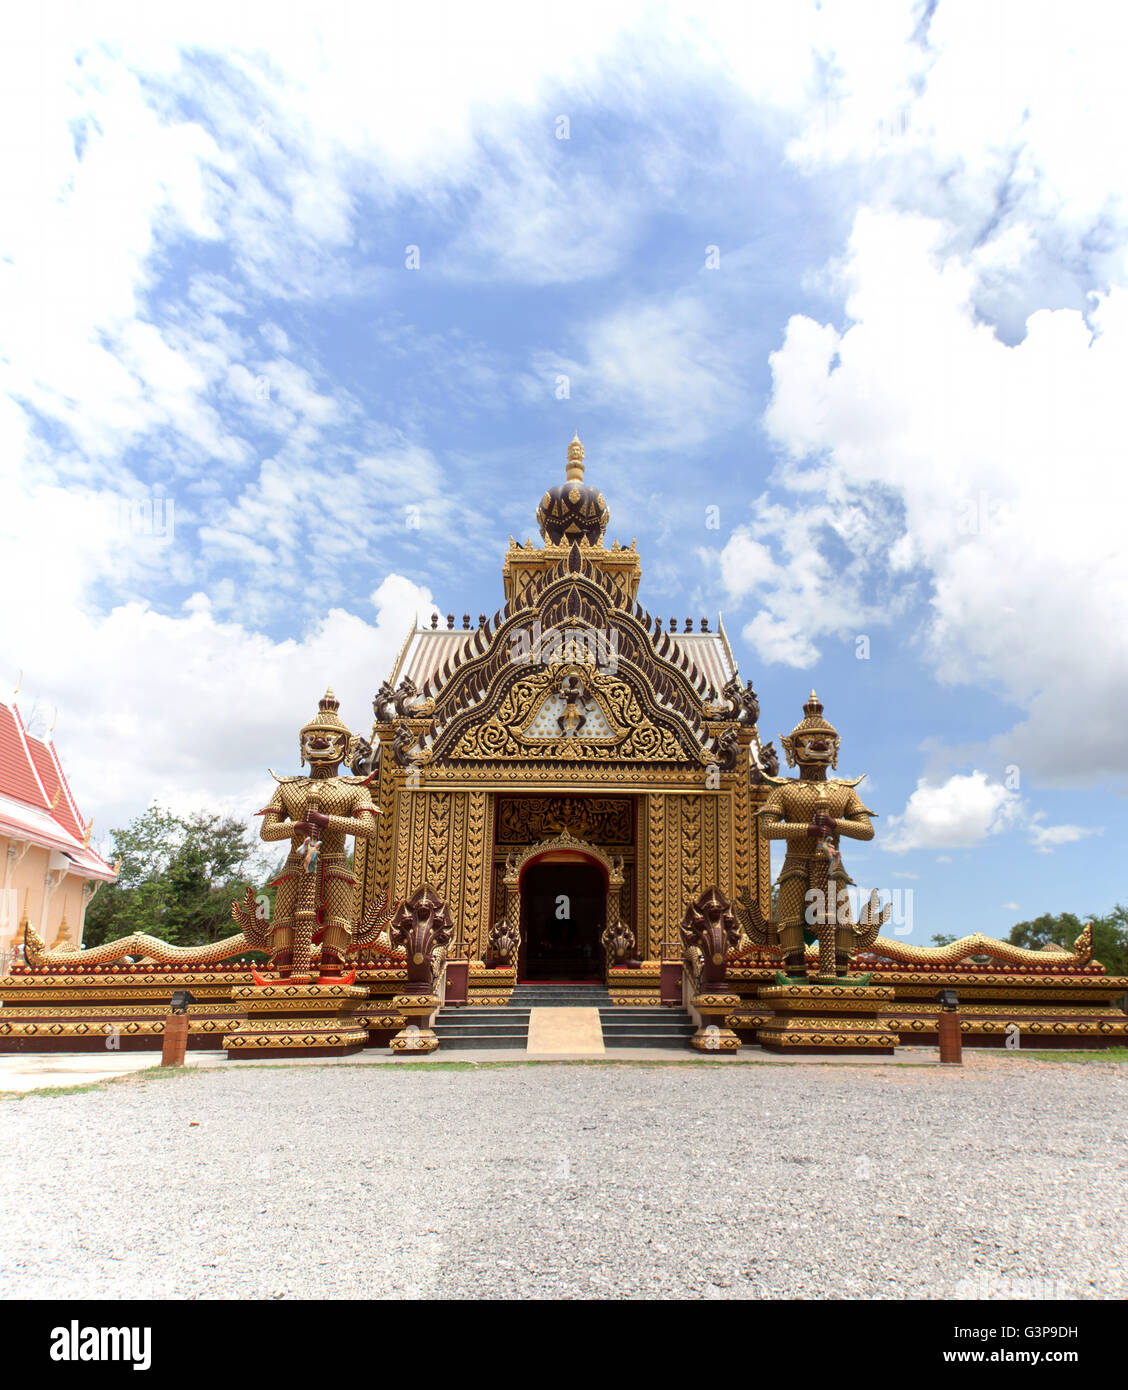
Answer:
546;296;746;452
758;208;1128;782
717;487;911;668
1002;902;1020;911
8;568;436;837
882;771;1107;857
883;771;1024;853
4;0;1128;844
0;458;438;832
1027;817;1104;855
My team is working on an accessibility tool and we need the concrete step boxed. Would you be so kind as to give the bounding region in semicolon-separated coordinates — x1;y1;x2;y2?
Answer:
510;993;612;1007
440;1009;531;1021
600;1011;686;1023
434;1022;529;1037
512;987;610;993
434;999;694;1052
600;1023;697;1034
431;1034;528;1050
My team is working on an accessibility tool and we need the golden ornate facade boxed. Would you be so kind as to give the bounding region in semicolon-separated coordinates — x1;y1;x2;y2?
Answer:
353;437;776;979
2;436;1125;1058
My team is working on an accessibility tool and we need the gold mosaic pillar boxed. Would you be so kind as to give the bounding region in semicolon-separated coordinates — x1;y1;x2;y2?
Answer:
749;783;772;917
355;737;397;926
423;791;454;903
463;791;493;962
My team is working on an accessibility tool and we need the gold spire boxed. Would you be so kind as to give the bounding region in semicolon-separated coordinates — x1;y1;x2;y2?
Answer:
52;898;72;949
565;432;585;482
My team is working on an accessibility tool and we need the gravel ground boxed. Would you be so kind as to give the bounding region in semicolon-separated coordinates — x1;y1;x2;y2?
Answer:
2;1058;1125;1300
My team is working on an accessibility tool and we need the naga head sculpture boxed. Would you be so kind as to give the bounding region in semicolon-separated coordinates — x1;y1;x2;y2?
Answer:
779;690;840;771
487;917;517;965
390;885;456;988
679;886;740;985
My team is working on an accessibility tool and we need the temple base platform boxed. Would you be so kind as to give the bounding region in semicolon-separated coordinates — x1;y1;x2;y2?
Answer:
756;981;899;1054
223;982;370;1058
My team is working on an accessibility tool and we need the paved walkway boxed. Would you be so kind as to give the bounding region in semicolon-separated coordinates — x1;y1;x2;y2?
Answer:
0;1045;981;1092
526;1006;605;1055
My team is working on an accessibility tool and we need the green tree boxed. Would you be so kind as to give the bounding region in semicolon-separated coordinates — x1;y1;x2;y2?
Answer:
931;933;958;947
84;805;265;948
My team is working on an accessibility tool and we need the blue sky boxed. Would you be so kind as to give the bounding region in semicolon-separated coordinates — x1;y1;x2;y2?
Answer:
2;1;1126;944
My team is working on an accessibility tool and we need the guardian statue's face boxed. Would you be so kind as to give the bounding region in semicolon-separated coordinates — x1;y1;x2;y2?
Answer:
301;730;347;768
793;733;838;765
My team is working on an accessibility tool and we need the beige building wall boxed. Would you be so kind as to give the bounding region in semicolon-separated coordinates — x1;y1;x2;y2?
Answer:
1;833;99;965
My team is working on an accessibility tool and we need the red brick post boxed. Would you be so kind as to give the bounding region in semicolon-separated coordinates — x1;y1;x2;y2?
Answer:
161;1012;189;1067
938;1010;962;1064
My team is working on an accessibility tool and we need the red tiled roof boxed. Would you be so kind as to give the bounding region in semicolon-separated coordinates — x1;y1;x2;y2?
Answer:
0;701;116;880
27;735;85;841
0;704;50;809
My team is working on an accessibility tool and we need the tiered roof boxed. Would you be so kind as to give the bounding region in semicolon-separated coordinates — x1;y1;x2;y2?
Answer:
388;435;739;715
0;701;117;881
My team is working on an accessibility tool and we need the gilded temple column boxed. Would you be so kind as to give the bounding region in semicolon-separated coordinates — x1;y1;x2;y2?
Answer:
644;794;666;959
679;793;703;920
749;783;772;917
462;790;492;962
356;734;397;926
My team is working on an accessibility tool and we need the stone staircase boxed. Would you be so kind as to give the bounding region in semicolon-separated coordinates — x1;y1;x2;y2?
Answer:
432;982;695;1052
598;1003;696;1049
430;1003;530;1050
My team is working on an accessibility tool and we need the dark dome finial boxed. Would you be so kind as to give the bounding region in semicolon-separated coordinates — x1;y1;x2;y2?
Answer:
536;434;609;546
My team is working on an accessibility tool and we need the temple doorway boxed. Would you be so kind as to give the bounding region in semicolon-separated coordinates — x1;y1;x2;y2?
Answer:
520;861;606;981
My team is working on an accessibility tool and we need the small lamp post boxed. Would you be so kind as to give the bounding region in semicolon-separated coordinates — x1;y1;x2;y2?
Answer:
162;990;196;1067
936;989;961;1064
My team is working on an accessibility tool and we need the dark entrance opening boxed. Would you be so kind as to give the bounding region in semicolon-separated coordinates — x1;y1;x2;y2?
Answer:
520;861;605;981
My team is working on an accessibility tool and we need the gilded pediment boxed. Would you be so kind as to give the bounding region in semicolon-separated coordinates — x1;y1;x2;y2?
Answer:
449;662;688;763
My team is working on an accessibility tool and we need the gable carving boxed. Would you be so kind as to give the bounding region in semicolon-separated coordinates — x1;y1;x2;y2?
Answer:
448;662;688;763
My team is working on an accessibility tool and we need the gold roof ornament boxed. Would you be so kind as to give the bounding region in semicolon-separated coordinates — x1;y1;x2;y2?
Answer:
52;898;72;949
536;434;609;546
566;432;585;481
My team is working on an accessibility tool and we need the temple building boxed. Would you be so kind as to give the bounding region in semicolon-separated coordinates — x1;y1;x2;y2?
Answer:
1;437;1124;1058
0;698;117;966
354;433;775;984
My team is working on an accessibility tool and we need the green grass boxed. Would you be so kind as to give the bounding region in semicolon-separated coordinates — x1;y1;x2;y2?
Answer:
1004;1047;1128;1064
0;1063;197;1101
6;1047;1125;1099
